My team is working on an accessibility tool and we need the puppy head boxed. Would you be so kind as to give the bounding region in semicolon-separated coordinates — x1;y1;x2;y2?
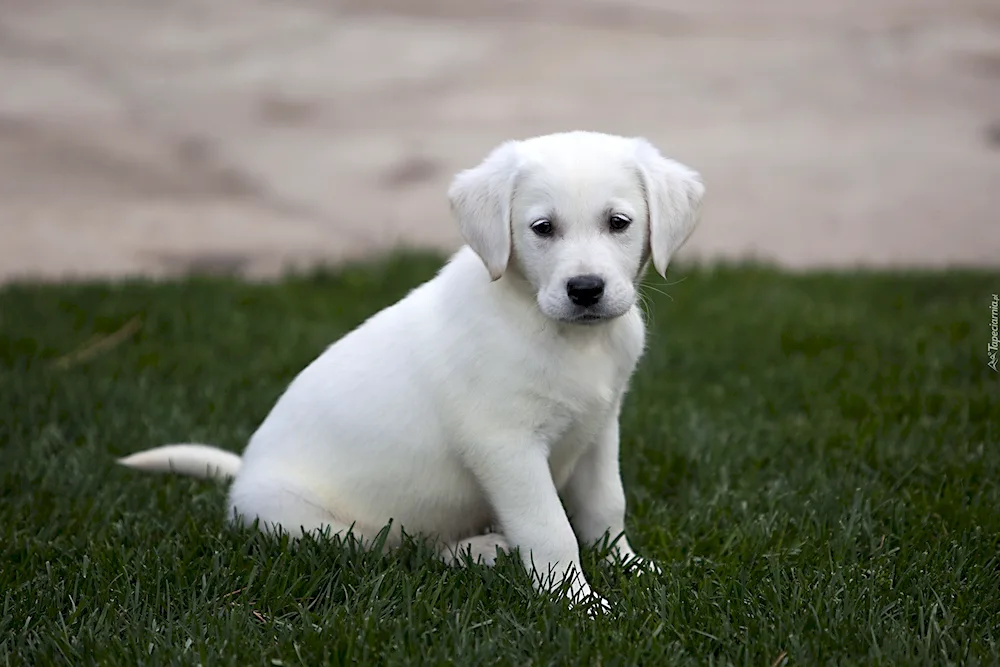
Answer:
449;131;704;324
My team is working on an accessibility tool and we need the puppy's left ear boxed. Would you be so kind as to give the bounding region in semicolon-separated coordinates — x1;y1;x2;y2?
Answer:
448;141;522;281
634;138;705;279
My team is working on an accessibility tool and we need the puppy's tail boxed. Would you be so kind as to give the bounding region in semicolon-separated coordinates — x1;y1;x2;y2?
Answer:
117;444;242;481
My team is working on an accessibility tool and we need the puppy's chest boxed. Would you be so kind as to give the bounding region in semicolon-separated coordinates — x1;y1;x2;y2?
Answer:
525;334;640;432
548;350;620;410
526;343;632;486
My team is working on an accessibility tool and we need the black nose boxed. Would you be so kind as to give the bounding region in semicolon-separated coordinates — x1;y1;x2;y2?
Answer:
566;274;605;307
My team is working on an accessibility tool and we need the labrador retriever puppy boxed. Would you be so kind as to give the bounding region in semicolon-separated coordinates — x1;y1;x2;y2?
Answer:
119;131;704;611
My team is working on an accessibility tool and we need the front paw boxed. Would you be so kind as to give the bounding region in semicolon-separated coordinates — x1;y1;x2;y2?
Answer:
587;592;613;617
565;581;611;617
541;567;611;616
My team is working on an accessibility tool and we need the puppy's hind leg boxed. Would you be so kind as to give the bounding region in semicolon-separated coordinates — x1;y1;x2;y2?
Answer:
227;477;354;541
440;532;509;567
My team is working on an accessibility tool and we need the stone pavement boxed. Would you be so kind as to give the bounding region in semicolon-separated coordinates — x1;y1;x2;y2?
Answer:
1;0;999;282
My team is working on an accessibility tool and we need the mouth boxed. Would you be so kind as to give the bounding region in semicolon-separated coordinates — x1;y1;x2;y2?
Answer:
567;311;611;325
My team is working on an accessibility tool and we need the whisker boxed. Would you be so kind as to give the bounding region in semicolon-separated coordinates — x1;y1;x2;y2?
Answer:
636;288;657;328
640;282;674;301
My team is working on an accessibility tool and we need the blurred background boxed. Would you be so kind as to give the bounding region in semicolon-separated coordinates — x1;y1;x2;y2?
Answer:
2;0;998;283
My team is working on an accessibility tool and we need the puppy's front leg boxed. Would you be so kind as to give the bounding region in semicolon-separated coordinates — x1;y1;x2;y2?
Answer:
466;439;605;609
563;413;658;573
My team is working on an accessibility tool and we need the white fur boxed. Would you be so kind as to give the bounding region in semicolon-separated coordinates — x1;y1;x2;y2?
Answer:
119;131;704;611
119;444;240;480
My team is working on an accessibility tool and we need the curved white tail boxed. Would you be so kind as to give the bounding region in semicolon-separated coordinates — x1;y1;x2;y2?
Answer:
117;443;241;481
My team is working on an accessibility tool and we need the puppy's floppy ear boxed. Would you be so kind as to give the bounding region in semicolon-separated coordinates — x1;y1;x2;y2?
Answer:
448;141;522;281
634;138;705;279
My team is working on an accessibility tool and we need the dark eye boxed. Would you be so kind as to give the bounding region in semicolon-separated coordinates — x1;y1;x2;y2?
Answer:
609;214;632;232
531;219;554;237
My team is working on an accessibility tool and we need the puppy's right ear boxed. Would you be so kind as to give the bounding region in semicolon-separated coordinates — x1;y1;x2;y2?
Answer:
448;141;522;281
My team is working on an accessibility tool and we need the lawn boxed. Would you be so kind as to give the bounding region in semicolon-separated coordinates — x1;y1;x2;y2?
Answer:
2;253;998;666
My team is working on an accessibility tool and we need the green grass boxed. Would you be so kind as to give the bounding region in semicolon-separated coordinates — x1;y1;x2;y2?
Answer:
2;253;998;666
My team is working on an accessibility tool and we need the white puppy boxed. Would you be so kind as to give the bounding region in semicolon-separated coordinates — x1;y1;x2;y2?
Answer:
119;131;704;610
